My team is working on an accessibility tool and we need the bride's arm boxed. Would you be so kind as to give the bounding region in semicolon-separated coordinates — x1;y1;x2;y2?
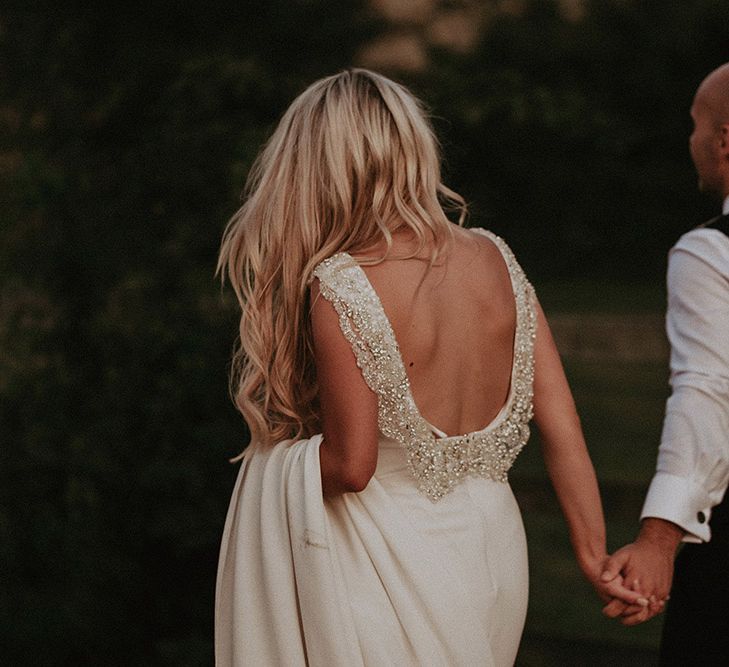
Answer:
311;279;379;497
531;300;648;607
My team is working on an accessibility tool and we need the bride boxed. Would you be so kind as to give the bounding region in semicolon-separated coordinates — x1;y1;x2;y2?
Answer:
214;68;645;666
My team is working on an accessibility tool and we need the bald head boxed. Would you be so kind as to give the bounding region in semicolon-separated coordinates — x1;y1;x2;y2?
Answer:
695;63;729;125
689;63;729;198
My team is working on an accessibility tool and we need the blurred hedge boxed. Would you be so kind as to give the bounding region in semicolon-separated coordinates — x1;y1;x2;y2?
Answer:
1;1;728;664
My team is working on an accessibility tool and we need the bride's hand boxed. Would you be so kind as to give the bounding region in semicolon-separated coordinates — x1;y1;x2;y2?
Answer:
601;596;665;626
581;555;650;608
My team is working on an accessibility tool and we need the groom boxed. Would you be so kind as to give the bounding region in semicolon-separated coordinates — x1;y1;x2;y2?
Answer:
601;63;729;664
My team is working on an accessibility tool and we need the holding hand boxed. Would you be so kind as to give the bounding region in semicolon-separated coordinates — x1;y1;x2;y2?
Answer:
600;518;684;625
580;555;650;610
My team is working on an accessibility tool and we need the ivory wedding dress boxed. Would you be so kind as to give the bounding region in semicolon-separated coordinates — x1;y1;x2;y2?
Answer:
215;229;537;666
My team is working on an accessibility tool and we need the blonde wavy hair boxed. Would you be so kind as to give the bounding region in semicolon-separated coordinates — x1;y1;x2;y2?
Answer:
217;68;466;449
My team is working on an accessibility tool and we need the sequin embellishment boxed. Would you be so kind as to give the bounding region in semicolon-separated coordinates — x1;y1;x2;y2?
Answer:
313;229;537;501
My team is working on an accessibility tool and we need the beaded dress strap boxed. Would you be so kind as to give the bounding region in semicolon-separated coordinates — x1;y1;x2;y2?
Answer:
312;254;433;446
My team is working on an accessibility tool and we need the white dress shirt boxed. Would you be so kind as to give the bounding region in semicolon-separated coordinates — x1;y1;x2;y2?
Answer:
640;196;729;542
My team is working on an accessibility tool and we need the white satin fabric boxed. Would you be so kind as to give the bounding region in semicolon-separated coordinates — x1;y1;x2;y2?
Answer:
215;432;528;666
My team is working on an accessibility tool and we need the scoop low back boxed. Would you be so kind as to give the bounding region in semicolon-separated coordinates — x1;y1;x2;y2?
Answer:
313;226;537;501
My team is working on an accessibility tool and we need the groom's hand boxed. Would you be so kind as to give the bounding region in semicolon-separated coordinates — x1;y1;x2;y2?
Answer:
593;571;650;608
600;518;684;625
600;544;666;625
580;555;650;609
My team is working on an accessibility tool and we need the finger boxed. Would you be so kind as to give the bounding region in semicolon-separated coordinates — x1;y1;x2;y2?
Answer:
620;603;646;616
629;602;661;625
621;606;650;626
601;552;629;582
649;594;669;614
602;579;649;606
602;598;628;618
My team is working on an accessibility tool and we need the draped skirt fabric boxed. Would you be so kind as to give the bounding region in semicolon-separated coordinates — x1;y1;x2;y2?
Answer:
215;434;528;666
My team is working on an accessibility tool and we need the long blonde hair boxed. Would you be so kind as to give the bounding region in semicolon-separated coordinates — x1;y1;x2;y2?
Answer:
217;68;466;448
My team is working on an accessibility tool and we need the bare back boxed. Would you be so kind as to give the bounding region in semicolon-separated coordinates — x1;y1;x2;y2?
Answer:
358;226;517;438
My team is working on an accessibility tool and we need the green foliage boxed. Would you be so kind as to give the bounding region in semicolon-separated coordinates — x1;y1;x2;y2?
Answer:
2;0;728;663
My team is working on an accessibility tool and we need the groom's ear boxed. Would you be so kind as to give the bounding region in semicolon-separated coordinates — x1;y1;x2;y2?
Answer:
720;125;729;159
720;124;729;145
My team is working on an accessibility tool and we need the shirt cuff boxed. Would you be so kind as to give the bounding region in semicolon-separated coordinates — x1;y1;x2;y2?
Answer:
640;472;712;543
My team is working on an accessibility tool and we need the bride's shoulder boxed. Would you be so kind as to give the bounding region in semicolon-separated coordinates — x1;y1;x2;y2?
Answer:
311;252;358;290
453;226;508;261
458;226;526;268
457;225;502;247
